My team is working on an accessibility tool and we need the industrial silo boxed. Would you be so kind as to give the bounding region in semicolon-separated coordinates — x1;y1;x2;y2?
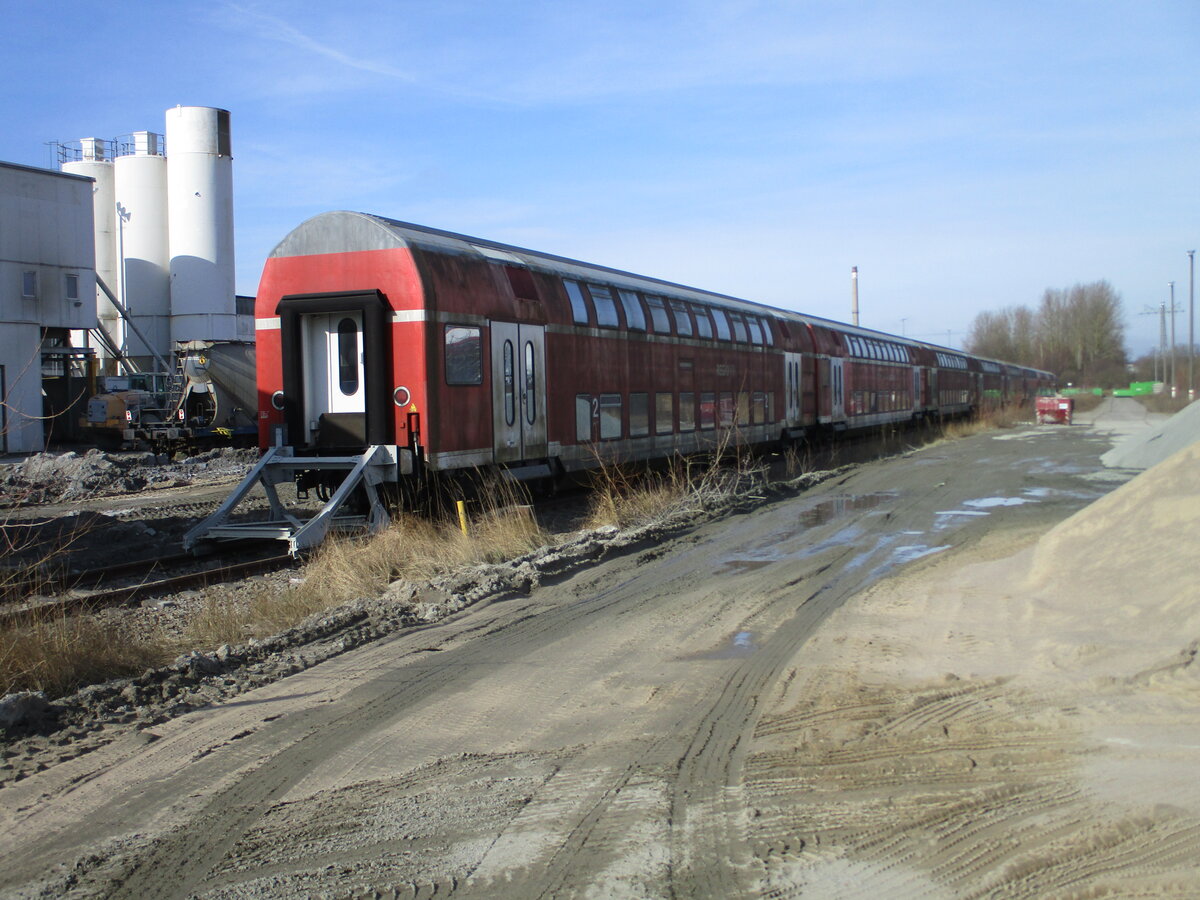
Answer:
62;138;121;368
166;106;237;344
113;131;171;367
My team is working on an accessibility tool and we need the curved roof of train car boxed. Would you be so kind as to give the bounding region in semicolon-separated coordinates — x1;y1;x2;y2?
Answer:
269;211;1035;369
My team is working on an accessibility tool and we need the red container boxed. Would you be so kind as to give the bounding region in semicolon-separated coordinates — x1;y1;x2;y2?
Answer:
1036;395;1073;425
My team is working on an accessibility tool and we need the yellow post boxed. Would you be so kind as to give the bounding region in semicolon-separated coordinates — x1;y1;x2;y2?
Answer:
457;499;469;536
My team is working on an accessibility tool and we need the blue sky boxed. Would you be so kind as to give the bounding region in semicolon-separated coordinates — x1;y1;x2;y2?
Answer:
3;0;1197;357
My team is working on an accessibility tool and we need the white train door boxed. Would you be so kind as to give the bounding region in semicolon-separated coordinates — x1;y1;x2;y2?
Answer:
784;351;802;425
303;312;365;437
491;322;547;463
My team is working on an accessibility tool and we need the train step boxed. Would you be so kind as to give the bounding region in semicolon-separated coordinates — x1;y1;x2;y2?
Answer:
183;445;396;556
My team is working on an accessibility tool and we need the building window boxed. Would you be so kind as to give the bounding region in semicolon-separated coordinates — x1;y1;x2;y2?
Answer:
630;392;649;436
445;325;482;385
65;273;80;305
21;271;37;299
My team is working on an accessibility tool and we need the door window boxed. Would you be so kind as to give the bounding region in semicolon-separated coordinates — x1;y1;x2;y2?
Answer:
337;318;359;395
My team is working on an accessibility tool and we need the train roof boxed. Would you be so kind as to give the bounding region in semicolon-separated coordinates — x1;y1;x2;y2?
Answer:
270;211;1051;375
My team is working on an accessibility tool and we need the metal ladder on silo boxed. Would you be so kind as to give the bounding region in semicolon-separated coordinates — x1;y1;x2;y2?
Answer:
182;444;395;556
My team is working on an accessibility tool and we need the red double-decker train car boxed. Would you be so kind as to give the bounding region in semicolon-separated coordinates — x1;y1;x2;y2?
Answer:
186;211;1053;554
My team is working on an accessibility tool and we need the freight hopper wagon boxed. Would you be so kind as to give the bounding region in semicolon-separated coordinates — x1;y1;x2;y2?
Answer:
185;212;1053;554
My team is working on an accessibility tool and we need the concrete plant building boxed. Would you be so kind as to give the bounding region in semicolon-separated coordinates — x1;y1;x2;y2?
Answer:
0;161;97;453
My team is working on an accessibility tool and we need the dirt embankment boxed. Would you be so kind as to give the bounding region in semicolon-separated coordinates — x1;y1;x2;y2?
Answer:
746;432;1200;896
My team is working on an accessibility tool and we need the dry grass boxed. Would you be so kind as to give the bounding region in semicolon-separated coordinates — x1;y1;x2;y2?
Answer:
1136;393;1192;415
182;477;546;651
0;609;168;698
938;403;1029;441
584;430;769;529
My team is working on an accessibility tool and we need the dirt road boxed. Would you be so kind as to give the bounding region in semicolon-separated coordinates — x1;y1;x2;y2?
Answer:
0;406;1166;897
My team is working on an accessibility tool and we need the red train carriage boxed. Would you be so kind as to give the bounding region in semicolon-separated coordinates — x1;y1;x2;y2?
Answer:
185;211;1054;554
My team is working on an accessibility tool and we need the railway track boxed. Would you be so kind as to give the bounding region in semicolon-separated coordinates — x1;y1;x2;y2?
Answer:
0;550;298;629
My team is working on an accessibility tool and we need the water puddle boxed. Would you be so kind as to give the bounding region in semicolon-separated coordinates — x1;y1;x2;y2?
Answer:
963;496;1031;509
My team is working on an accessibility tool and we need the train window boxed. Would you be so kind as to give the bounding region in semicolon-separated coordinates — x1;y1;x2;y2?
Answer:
668;299;693;336
766;391;774;422
444;325;483;385
337;318;359;396
524;341;537;424
729;313;749;343
587;284;620;328
737;391;750;426
719;392;735;427
599;393;622;439
655;392;673;434
699;392;716;429
630;392;649;436
746;317;764;345
576;395;592;441
679;392;695;431
618;290;646;331
644;296;672;334
691;305;714;339
564;279;591;325
503;340;516;426
711;309;732;341
752;392;766;424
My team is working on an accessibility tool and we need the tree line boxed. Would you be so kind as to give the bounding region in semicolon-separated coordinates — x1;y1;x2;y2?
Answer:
965;281;1127;386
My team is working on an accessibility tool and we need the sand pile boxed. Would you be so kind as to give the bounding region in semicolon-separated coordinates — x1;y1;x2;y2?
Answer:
1101;398;1200;469
1026;440;1200;681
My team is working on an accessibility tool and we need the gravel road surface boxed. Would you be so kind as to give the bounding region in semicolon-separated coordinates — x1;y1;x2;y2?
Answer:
0;402;1183;898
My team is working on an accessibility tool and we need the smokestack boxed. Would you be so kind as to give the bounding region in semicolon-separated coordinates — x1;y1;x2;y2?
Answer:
851;266;859;326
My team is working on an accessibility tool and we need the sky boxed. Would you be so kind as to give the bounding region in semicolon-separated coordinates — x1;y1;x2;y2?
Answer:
2;0;1197;357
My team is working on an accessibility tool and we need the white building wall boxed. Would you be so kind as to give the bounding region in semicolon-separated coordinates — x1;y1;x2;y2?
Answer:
0;161;97;453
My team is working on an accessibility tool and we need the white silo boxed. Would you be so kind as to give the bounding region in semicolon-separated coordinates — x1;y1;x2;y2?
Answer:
166;106;236;343
62;138;121;366
113;131;171;366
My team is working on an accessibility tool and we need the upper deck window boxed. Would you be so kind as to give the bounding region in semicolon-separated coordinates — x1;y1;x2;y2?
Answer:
563;280;591;325
712;308;732;341
618;290;646;331
644;295;672;334
746;317;764;345
692;304;713;339
587;284;620;328
669;299;693;336
729;312;749;343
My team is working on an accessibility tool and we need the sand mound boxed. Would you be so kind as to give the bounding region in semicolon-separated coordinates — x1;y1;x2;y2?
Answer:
1101;399;1200;469
1026;440;1200;679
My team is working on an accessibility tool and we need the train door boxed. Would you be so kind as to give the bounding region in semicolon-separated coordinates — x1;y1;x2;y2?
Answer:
490;322;547;463
830;357;845;421
784;352;802;425
912;367;921;411
302;312;365;441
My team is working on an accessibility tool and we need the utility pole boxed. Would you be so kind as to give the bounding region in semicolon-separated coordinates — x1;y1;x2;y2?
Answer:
1189;250;1195;400
1169;281;1177;396
850;266;859;327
